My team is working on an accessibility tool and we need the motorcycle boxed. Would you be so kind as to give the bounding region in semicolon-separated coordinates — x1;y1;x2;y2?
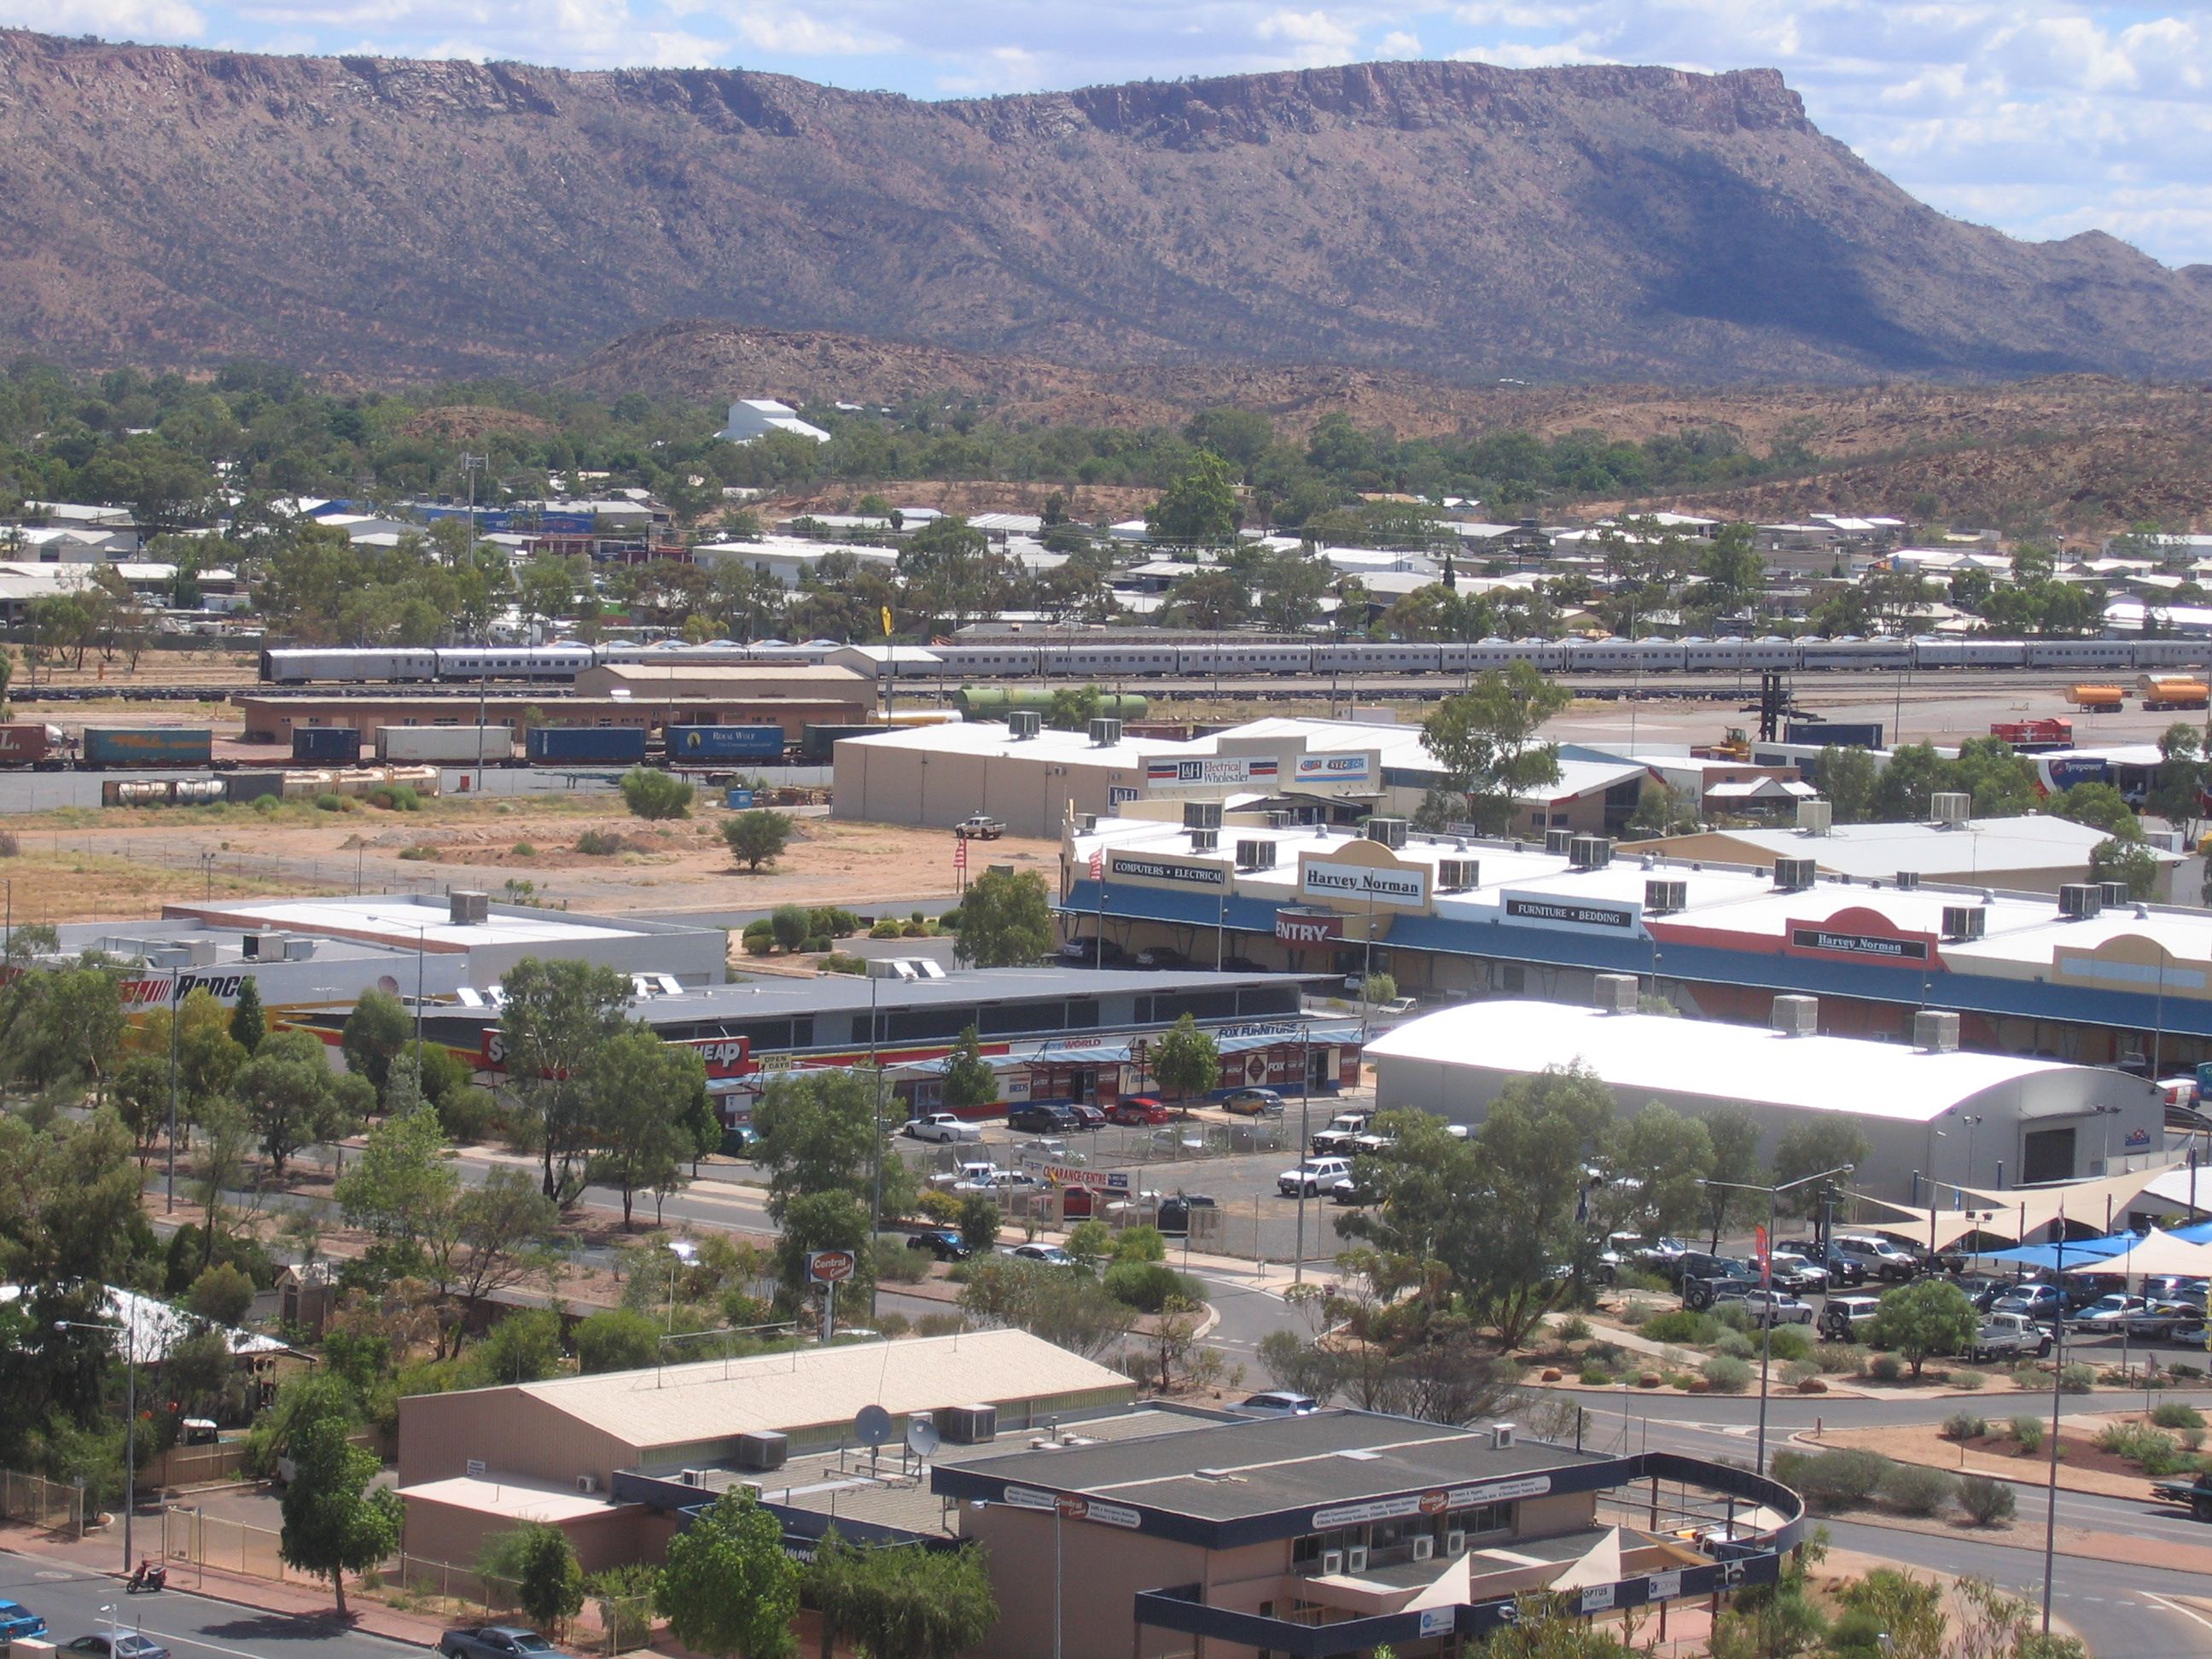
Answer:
125;1562;166;1594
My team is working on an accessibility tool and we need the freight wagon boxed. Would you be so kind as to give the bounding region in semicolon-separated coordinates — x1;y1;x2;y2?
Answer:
378;725;515;765
101;777;226;806
82;728;214;770
661;725;789;765
526;727;649;766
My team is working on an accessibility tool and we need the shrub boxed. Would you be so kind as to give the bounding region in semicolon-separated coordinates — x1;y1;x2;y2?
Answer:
1579;1366;1612;1386
398;844;435;861
876;1236;927;1284
1817;1342;1867;1375
619;766;694;820
1713;1303;1756;1336
914;1313;965;1337
1879;1463;1958;1516
724;809;795;870
915;1190;963;1226
2180;1427;2205;1452
818;952;869;976
1941;1412;1988;1442
1784;1359;1823;1386
1663;1372;1697;1391
315;792;344;812
1797;1377;1829;1394
1702;1355;1754;1394
2058;1362;2097;1394
510;842;537;858
253;795;279;817
1950;1367;1988;1392
1103;1260;1200;1313
900;919;931;937
1714;1329;1755;1361
2154;1401;2205;1430
0;830;18;856
1615;1268;1672;1294
2010;1417;2046;1453
370;783;421;811
1767;1324;1812;1365
1639;1310;1719;1345
875;1313;911;1339
870;919;904;939
2011;1363;2044;1390
1957;1476;2017;1526
2098;1422;2190;1475
1555;1314;1593;1345
576;829;621;856
436;1086;502;1144
1867;1353;1904;1382
1773;1448;1890;1512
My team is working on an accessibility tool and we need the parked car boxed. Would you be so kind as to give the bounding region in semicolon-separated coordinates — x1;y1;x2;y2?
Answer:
1717;1288;1815;1326
2068;1293;2150;1331
1156;1193;1217;1236
1278;1157;1353;1198
1108;1097;1172;1126
1833;1235;1918;1283
1235;1391;1319;1417
1775;1239;1866;1287
0;1603;48;1643
2126;1301;2209;1341
1310;1112;1376;1155
1991;1284;2067;1323
1058;936;1128;968
1680;1266;1759;1311
1664;1250;1751;1290
902;1113;981;1144
1004;1243;1075;1266
1761;1252;1827;1294
1330;1173;1376;1208
1064;1103;1106;1129
439;1631;557;1659
66;1639;170;1659
1009;1103;1080;1134
1135;945;1190;969
1220;956;1268;974
907;1228;971;1262
1375;996;1419;1016
1965;1311;2053;1363
1818;1294;1883;1341
1221;1087;1286;1118
2141;1275;2210;1308
954;815;1005;841
718;1125;760;1157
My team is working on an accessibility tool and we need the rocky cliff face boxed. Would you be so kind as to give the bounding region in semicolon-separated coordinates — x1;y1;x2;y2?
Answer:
2;31;2205;382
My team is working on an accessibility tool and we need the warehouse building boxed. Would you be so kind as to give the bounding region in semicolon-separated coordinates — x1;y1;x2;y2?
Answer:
1367;996;2163;1196
832;721;1184;838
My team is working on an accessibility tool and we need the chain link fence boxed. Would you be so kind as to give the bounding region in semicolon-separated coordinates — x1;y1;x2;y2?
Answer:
0;1469;84;1536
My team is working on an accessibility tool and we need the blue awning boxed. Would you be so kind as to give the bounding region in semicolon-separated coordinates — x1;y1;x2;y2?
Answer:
1979;1236;2133;1268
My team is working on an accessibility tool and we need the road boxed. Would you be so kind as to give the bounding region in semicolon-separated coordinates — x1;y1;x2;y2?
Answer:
0;1550;418;1659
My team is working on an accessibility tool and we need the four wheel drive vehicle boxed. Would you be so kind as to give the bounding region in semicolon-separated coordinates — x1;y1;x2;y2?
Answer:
1156;1193;1217;1236
1221;1087;1286;1117
1663;1250;1752;1289
439;1631;557;1659
1775;1240;1866;1287
1965;1311;2054;1363
1764;1252;1830;1294
954;815;1005;840
1278;1157;1353;1197
1009;1103;1080;1134
1819;1294;1884;1341
0;1602;48;1642
2151;1470;2212;1519
1711;1286;1816;1325
1004;1243;1076;1266
1679;1268;1757;1311
1992;1284;2068;1323
1058;935;1129;968
1236;1391;1320;1417
1108;1097;1173;1126
1310;1112;1376;1155
907;1228;971;1262
1135;945;1191;969
1833;1236;1918;1282
903;1113;982;1144
67;1639;170;1659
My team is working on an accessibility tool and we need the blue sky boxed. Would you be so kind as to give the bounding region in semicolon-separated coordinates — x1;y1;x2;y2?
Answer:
19;0;2212;266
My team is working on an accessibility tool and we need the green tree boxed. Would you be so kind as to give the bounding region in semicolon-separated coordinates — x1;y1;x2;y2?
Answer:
574;1307;662;1374
228;975;266;1055
1871;744;1954;822
1151;1013;1220;1113
498;957;633;1203
806;1534;999;1659
658;1485;799;1659
769;904;812;954
278;1388;402;1615
1698;1106;1766;1252
334;1101;457;1266
234;1027;346;1174
1624;781;1700;840
753;1068;912;1224
584;1026;708;1228
723;810;794;871
1870;1278;1979;1378
422;1169;561;1353
187;1260;255;1325
1603;1104;1714;1241
896;517;1013;633
1144;451;1239;547
1950;736;2041;818
1694;521;1767;618
340;988;411;1101
1771;1120;1870;1217
1814;746;1880;824
620;765;695;821
110;1054;169;1167
2091;835;2161;899
2151;724;2209;837
2054;781;2141;837
952;868;1055;968
1161;569;1250;631
503;1523;585;1635
1420;663;1574;834
958;1192;1000;1255
938;1025;998;1115
466;1307;565;1384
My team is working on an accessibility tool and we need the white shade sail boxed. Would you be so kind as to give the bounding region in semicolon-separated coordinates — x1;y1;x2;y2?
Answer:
2058;1227;2212;1278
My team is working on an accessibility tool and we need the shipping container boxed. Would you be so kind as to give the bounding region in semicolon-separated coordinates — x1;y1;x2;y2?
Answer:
378;725;513;765
224;772;288;803
0;724;54;768
291;726;363;763
800;723;894;764
82;728;214;770
664;725;788;764
526;726;649;766
1784;721;1885;750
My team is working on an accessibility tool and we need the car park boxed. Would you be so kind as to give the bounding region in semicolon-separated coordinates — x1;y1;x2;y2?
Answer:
1330;1173;1376;1207
1720;1288;1815;1326
1663;1250;1750;1290
1009;1103;1080;1134
1063;1103;1106;1129
1679;1266;1757;1310
1004;1243;1075;1266
0;1603;47;1642
1108;1097;1172;1126
954;815;1004;840
1818;1294;1883;1341
906;1228;970;1261
2121;1301;2204;1340
1222;1087;1286;1118
1833;1235;1918;1282
902;1113;981;1144
1278;1157;1352;1197
1235;1391;1319;1417
2068;1293;2149;1330
439;1631;557;1659
1309;1112;1375;1155
1156;1193;1216;1236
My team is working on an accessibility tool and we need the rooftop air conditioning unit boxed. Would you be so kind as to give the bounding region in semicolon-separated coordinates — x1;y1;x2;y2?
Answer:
1266;811;1295;829
575;1476;598;1494
1913;1010;1961;1053
678;1469;707;1487
1437;859;1479;892
735;1431;789;1472
1544;830;1574;856
1183;800;1223;830
938;1404;998;1445
1320;1550;1343;1576
1593;974;1639;1015
1076;813;1098;832
1773;856;1817;893
1446;1530;1467;1557
1492;1423;1516;1449
1087;718;1122;748
2099;882;2132;907
1412;1536;1435;1562
1941;905;1987;941
1645;878;1687;915
450;890;490;925
2058;883;2104;920
1771;995;1819;1037
183;937;218;966
241;933;275;961
1346;1545;1370;1574
285;937;316;960
1568;835;1612;870
1365;817;1409;850
1006;711;1042;740
1930;791;1971;826
1188;829;1219;853
1796;800;1833;835
1895;870;1921;891
1235;838;1276;870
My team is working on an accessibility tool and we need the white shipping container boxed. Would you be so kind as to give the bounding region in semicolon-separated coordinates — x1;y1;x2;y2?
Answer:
378;725;512;763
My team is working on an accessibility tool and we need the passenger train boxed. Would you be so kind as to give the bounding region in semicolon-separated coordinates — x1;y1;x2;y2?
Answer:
260;635;2210;686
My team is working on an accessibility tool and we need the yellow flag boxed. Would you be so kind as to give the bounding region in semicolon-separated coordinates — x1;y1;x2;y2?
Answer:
880;606;894;637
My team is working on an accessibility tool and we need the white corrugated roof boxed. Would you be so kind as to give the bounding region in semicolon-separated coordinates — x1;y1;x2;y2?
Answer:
1670;817;2180;880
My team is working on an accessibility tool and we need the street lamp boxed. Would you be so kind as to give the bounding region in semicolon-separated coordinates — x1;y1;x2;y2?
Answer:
1699;1163;1854;1477
56;1315;138;1573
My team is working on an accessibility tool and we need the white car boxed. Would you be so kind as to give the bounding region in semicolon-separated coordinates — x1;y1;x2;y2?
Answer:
903;1114;981;1144
1235;1391;1319;1417
1278;1157;1352;1197
952;1167;1041;1193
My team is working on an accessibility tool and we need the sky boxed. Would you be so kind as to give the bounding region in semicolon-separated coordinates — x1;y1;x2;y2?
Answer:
16;0;2212;267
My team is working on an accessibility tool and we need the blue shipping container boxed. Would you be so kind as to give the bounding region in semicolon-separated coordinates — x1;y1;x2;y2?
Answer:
667;725;786;763
725;787;754;810
292;726;362;762
527;727;649;765
83;728;214;769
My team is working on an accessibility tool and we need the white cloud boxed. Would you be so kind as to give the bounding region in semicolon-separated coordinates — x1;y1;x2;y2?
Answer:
1377;28;1423;55
0;0;207;35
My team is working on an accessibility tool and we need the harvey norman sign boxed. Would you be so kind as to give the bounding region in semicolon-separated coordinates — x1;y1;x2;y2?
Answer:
1301;859;1428;909
1788;926;1930;963
1109;854;1225;888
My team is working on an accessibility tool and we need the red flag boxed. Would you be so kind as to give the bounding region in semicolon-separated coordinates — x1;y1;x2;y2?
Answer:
1089;847;1104;881
1755;1225;1771;1286
953;837;968;870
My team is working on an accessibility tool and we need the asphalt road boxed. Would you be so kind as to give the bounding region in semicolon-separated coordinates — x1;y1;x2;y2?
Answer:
0;1550;420;1659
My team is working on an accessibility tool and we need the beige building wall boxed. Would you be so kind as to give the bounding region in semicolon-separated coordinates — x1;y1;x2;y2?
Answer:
398;1389;635;1493
401;1496;649;1576
960;1505;1220;1659
834;742;1154;838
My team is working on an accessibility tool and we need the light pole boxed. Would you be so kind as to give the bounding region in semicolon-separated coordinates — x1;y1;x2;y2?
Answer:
867;969;885;1324
1959;1113;1983;1193
1700;1162;1854;1477
166;964;182;1214
2042;1223;2069;1634
56;1316;137;1573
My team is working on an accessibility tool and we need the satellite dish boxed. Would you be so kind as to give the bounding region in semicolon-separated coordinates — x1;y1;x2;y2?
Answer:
906;1417;941;1458
854;1405;894;1447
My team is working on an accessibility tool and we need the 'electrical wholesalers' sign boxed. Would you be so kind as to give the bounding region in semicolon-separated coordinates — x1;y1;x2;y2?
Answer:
1301;859;1428;909
1144;755;1279;793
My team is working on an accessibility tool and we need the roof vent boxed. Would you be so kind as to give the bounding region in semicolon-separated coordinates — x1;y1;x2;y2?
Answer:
1645;877;1686;915
1895;870;1921;891
450;890;489;925
1796;800;1832;836
1365;817;1409;850
1930;791;1970;826
2058;883;2104;920
1437;859;1479;893
1006;710;1042;740
1941;905;1986;941
1235;838;1276;870
1087;718;1122;748
1771;995;1818;1037
1773;856;1816;893
1183;800;1223;830
1568;835;1612;870
1593;974;1639;1015
1913;1010;1960;1053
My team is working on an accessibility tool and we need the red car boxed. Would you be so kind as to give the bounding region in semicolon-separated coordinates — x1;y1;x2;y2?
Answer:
1108;1097;1172;1126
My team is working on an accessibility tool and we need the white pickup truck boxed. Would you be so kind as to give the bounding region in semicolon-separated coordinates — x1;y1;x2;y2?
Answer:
1309;1112;1375;1155
1964;1311;2054;1363
902;1113;981;1144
